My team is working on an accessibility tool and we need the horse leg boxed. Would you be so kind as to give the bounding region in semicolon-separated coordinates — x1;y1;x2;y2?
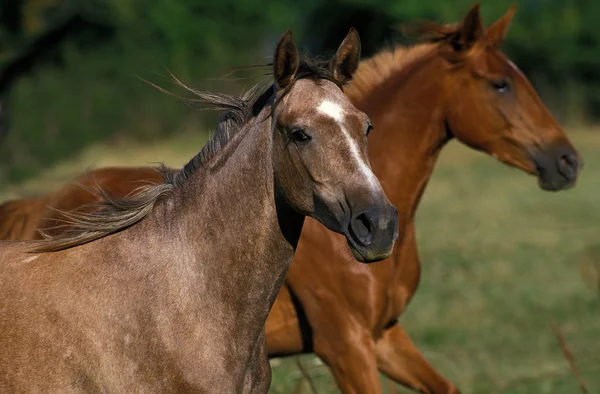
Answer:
313;322;383;394
374;322;459;394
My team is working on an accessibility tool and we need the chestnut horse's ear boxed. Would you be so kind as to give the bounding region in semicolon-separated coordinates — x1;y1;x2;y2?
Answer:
273;30;300;90
453;3;485;50
486;5;517;47
330;27;361;85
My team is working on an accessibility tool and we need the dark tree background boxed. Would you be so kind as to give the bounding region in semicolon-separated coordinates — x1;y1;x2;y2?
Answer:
1;0;598;182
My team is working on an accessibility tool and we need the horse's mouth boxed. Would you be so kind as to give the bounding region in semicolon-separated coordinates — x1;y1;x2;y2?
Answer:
344;231;393;264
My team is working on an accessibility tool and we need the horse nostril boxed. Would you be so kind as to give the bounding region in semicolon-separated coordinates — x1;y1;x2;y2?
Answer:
350;213;372;246
558;153;579;180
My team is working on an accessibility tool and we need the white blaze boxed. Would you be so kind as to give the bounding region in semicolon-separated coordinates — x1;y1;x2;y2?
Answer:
317;100;378;187
317;100;344;123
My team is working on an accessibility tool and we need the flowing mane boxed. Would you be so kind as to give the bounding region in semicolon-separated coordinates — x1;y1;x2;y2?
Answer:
32;58;339;253
348;43;436;101
348;20;470;101
167;57;340;188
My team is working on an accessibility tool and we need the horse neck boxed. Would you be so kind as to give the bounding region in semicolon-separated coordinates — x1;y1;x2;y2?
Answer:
148;114;303;354
349;53;451;224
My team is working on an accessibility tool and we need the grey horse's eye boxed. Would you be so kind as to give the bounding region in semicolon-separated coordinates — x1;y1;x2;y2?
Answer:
366;121;374;136
291;128;311;144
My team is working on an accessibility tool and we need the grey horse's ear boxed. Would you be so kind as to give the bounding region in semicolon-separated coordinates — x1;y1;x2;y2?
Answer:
273;30;300;90
330;28;361;85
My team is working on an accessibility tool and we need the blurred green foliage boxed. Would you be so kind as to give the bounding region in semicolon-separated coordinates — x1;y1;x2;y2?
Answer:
0;0;599;183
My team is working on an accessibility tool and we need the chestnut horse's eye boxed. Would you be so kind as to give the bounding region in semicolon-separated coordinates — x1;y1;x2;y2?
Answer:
492;79;510;93
291;128;311;144
366;121;374;136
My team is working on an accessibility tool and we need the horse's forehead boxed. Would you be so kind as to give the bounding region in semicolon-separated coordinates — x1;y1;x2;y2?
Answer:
288;79;348;108
282;80;359;127
477;47;515;76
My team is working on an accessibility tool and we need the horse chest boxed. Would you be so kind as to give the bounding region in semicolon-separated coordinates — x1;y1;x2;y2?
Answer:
374;235;422;333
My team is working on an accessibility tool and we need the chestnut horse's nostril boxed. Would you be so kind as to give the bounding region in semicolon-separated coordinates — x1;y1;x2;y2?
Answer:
534;146;581;191
557;153;579;181
349;213;373;247
559;155;567;167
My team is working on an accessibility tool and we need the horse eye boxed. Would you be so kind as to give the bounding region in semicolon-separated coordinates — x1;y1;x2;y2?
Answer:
366;121;374;136
492;79;510;93
291;128;311;144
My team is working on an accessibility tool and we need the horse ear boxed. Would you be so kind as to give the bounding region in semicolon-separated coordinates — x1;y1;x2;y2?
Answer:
453;3;485;50
330;28;361;85
273;30;300;90
486;5;516;47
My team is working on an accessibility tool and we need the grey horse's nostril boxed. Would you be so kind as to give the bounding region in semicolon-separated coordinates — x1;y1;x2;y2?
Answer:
350;213;372;246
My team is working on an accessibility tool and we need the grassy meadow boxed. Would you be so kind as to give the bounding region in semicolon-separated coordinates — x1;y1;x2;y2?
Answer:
1;128;599;394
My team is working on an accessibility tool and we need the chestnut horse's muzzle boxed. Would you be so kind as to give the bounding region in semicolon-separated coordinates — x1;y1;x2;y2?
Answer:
346;204;399;263
533;143;582;191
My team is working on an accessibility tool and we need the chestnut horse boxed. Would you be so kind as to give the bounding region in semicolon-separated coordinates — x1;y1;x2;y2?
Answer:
0;30;399;392
0;5;582;393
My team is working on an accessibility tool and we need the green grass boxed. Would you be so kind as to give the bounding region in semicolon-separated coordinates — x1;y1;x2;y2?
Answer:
2;129;599;394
